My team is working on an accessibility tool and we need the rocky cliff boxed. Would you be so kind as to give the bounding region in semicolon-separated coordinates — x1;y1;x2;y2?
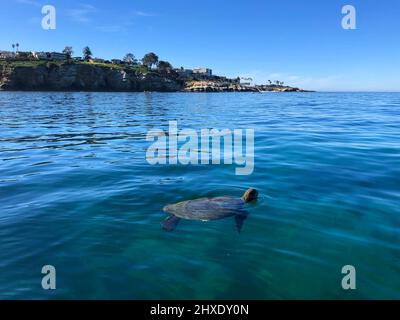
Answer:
0;63;183;92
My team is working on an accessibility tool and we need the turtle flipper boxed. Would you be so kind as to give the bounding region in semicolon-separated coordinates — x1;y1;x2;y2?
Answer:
234;212;248;233
162;215;181;231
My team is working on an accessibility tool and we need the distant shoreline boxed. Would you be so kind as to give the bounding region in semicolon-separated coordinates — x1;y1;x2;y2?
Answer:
0;90;315;93
0;60;312;93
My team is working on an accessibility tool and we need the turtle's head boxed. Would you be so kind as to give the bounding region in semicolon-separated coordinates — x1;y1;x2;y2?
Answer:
243;188;258;203
163;205;172;213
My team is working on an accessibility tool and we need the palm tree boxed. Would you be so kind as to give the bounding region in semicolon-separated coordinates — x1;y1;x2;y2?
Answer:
268;80;272;85
16;43;19;52
12;44;15;53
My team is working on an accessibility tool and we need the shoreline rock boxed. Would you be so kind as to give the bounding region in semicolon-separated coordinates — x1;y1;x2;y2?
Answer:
0;63;182;92
0;62;312;93
184;80;312;93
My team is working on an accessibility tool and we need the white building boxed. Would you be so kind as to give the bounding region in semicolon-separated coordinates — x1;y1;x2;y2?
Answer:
31;52;67;60
31;51;48;60
49;52;67;60
176;68;194;78
240;77;254;87
0;51;15;59
193;67;212;77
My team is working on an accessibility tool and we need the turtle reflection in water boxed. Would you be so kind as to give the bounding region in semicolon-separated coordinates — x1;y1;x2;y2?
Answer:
162;188;258;233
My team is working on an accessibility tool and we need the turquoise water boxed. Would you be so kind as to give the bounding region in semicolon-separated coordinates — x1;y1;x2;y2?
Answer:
0;92;399;299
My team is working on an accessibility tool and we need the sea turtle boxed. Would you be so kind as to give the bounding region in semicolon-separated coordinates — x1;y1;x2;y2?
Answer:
162;188;258;232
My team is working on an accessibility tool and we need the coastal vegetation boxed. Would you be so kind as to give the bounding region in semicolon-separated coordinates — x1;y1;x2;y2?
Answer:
0;58;145;73
62;46;73;60
83;46;93;61
0;45;309;92
142;52;159;69
123;53;136;65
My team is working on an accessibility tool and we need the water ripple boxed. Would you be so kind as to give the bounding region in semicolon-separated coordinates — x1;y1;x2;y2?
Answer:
0;92;399;299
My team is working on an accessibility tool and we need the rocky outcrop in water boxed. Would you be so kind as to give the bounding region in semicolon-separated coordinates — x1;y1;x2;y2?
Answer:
184;80;311;92
0;63;183;92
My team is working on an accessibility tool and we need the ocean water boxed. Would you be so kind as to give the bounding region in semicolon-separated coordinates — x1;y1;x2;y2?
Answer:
0;92;399;300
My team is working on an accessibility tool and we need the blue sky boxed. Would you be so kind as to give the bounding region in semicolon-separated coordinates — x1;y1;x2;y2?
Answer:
1;0;400;91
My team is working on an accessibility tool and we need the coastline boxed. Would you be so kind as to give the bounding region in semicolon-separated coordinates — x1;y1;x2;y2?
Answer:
0;61;312;93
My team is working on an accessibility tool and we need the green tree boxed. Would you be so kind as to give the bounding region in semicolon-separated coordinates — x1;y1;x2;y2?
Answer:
123;53;135;65
157;60;173;73
63;46;73;60
83;46;92;61
142;52;159;69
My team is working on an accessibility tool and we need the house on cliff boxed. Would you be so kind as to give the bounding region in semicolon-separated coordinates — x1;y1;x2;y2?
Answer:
31;51;67;60
0;51;15;59
193;67;212;78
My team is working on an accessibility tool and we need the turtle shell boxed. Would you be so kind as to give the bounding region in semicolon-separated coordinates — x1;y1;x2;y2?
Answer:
163;197;246;221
